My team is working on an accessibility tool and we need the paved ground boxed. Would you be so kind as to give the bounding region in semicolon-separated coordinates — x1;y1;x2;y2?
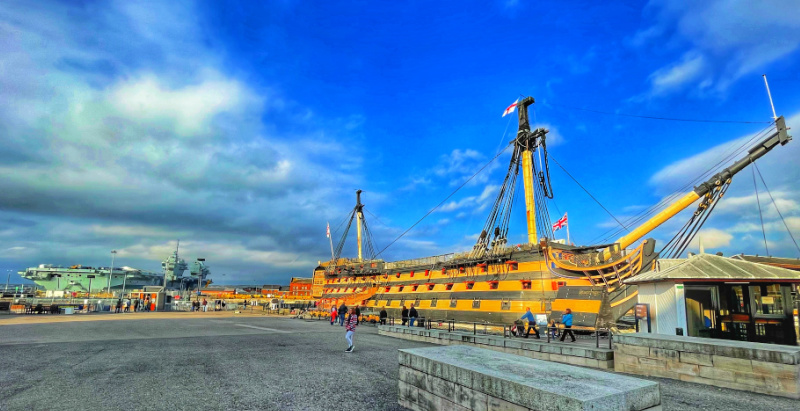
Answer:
0;314;798;410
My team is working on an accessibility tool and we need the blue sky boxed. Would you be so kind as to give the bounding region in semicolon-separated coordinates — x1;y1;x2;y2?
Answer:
1;0;799;286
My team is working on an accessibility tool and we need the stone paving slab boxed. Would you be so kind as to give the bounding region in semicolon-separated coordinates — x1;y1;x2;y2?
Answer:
399;345;661;411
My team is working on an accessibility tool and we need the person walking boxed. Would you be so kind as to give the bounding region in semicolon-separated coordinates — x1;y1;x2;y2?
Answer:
202;298;208;312
338;303;347;326
379;307;387;325
520;307;540;339
115;299;122;313
133;299;139;312
344;308;358;353
408;304;418;327
401;305;409;326
559;308;576;342
355;306;361;324
330;305;337;325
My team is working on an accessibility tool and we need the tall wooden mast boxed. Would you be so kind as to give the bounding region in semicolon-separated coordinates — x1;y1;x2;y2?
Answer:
515;97;540;244
356;189;364;261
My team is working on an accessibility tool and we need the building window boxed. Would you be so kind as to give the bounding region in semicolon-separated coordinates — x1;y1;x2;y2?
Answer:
521;280;532;290
431;298;438;307
465;282;475;290
506;261;518;271
445;283;454;291
472;299;481;309
488;281;499;290
427;284;435;291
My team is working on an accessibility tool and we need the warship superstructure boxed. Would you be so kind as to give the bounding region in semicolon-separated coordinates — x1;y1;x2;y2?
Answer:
316;96;792;328
19;246;210;293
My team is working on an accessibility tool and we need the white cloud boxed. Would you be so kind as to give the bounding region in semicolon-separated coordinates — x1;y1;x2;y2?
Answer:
648;52;706;95
689;228;733;250
109;75;255;135
633;0;800;95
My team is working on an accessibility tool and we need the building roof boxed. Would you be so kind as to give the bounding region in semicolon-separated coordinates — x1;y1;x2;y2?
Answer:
625;253;800;284
730;254;800;270
290;277;313;284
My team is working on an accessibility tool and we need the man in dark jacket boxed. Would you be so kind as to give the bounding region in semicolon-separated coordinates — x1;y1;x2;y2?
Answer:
379;308;388;325
401;305;409;326
408;304;419;327
355;306;361;324
338;303;347;326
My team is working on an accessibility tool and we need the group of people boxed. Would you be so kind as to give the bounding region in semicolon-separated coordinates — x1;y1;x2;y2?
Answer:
328;303;360;353
330;303;362;326
516;307;576;342
114;297;150;313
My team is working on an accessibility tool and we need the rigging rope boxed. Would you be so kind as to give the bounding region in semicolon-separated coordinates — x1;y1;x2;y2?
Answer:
591;123;776;245
546;102;772;124
373;144;513;259
752;163;770;256
549;154;630;232
753;163;800;256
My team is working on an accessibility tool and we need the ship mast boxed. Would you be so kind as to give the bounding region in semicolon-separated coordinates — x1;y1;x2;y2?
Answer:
516;97;538;244
356;190;364;261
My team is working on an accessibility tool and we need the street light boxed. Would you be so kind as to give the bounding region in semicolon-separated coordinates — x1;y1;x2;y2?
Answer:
107;250;117;295
121;272;130;298
196;258;205;300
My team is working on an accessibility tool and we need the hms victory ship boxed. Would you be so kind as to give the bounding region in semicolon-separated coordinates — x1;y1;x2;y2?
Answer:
315;96;792;329
18;246;211;293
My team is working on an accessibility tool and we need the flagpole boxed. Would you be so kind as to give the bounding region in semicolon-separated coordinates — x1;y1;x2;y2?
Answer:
327;222;335;262
566;212;571;245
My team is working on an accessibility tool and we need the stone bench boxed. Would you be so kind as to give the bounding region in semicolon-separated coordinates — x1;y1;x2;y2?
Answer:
614;333;800;399
399;345;661;411
380;325;615;369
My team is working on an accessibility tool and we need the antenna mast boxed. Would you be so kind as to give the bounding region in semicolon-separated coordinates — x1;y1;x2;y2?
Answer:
763;74;778;120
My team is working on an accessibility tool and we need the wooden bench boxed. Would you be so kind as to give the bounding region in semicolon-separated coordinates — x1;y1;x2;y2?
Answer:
399;345;661;411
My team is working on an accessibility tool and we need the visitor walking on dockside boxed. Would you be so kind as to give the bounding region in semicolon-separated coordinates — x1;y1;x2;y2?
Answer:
559;308;576;342
379;308;387;325
133;299;139;312
202;298;208;312
344;307;357;353
355;306;361;324
401;305;408;326
520;307;539;338
115;299;122;313
338;303;347;326
330;306;337;325
408;304;418;327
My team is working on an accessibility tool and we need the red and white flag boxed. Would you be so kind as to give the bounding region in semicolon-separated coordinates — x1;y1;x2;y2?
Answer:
326;222;331;238
552;213;568;231
502;99;518;117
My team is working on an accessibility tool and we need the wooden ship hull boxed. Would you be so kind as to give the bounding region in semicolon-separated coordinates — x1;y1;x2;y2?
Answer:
316;97;791;329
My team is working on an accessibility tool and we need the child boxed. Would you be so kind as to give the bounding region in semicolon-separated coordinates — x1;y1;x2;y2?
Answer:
330;305;337;325
344;307;358;353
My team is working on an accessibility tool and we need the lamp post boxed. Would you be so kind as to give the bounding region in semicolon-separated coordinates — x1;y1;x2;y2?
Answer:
121;272;129;298
196;258;205;301
107;250;117;295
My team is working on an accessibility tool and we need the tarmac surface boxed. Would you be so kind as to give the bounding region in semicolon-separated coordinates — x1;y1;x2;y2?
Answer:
1;312;799;410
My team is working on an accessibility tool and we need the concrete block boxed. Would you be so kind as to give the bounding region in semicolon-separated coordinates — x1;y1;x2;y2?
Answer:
416;386;471;411
487;337;505;347
505;340;523;349
698;365;734;381
475;336;490;345
399;345;660;411
427;373;457;401
455;384;489;411
679;351;713;366
561;346;587;358
616;343;650;358
399;366;430;391
752;360;800;380
650;347;679;360
665;361;699;376
487;396;529;411
712;355;753;372
615;353;641;366
398;380;419;406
